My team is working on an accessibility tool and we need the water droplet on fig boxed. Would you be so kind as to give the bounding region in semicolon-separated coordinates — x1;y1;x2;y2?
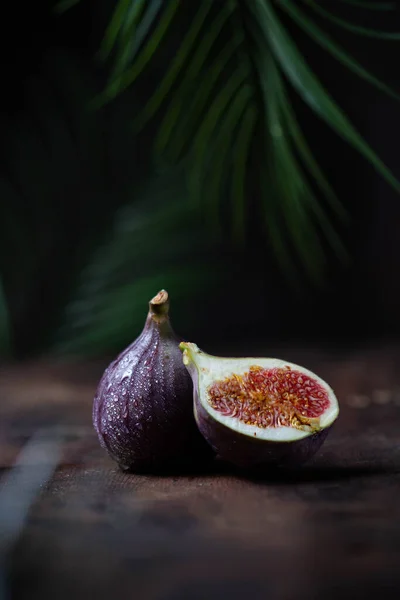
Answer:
93;291;212;472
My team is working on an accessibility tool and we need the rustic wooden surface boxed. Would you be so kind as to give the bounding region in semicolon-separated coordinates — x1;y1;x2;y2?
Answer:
1;345;400;599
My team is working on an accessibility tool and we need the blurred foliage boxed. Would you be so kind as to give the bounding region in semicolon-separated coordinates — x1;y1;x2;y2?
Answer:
0;0;399;358
99;0;400;275
54;171;229;355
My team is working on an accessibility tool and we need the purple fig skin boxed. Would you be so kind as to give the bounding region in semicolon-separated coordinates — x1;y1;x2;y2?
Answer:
195;399;331;470
92;291;212;472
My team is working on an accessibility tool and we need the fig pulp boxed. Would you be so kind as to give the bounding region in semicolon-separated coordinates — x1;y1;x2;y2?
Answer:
93;291;211;472
180;343;339;470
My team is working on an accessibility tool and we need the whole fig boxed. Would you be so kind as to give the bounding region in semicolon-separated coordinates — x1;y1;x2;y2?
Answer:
93;290;211;472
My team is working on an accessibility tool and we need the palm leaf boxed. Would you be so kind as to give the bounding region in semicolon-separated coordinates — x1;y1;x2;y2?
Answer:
266;49;348;271
100;0;180;102
132;0;215;130
262;50;327;282
159;37;241;163
303;1;400;39
101;0;162;78
231;104;258;244
256;0;400;193
95;0;400;279
203;85;254;237
188;72;250;209
282;1;400;100
99;0;139;60
279;91;346;221
154;3;236;159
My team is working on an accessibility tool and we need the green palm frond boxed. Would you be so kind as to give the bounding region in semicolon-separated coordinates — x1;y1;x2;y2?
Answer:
99;0;181;102
1;0;397;357
259;47;348;282
95;0;399;280
302;1;400;38
282;1;400;99
257;1;400;192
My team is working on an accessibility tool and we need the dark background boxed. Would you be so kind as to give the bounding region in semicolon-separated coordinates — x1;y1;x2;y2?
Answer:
2;4;400;600
1;0;400;360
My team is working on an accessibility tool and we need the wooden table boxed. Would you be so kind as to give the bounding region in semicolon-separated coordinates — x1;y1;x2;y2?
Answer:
1;345;400;599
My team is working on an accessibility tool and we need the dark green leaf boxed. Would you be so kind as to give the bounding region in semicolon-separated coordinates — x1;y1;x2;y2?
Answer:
205;86;253;235
104;0;180;101
260;165;302;286
255;42;347;279
266;59;326;283
188;69;248;209
256;0;400;194
100;0;134;59
90;0;396;287
281;1;400;101
167;38;241;162
133;0;214;130
302;1;400;39
279;88;347;223
155;2;234;159
231;103;257;244
108;0;162;78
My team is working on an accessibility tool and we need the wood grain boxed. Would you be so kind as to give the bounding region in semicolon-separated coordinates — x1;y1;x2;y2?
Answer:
1;346;400;599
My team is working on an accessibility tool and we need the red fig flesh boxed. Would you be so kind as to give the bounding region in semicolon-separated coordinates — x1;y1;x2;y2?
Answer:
180;343;339;470
93;291;211;472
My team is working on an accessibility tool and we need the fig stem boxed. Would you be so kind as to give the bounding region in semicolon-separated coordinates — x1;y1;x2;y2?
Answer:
149;289;170;317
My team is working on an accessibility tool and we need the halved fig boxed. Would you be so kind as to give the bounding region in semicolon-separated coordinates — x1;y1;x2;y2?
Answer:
180;343;339;470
